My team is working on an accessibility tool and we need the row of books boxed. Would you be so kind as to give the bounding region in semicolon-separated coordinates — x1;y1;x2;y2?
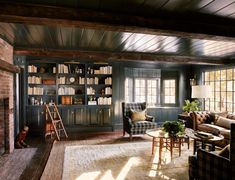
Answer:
104;77;112;85
28;87;43;95
97;97;112;105
58;64;69;73
87;77;99;85
28;76;42;84
93;66;112;74
58;87;76;95
87;87;96;95
28;65;38;73
105;87;112;95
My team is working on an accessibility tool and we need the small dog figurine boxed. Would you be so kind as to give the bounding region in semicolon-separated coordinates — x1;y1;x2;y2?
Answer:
15;126;29;149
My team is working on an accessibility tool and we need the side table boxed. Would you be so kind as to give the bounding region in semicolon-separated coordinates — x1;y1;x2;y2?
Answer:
185;128;224;154
146;129;187;163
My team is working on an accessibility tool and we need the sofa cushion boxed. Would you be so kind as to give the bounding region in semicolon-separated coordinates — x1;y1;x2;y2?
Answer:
130;109;146;122
210;111;228;122
197;124;220;135
197;124;230;139
226;113;235;120
220;129;230;139
215;116;235;129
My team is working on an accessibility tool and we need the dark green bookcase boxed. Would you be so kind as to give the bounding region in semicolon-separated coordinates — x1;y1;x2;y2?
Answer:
25;60;113;135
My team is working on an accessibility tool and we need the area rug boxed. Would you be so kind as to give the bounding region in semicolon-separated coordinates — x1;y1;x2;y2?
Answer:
62;142;190;180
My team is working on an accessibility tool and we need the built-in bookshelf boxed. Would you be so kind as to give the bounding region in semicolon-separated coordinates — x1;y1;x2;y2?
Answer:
26;62;112;106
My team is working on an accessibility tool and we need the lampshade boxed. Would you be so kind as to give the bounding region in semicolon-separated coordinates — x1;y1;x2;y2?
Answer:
191;85;212;98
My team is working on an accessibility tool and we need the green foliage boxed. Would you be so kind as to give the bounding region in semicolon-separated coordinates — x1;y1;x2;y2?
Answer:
163;121;185;135
182;99;200;113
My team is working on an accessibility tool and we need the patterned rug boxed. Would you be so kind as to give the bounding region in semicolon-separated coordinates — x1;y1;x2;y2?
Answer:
62;141;191;180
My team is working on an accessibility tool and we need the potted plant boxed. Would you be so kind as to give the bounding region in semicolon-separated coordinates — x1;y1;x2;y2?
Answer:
182;99;200;114
163;121;185;136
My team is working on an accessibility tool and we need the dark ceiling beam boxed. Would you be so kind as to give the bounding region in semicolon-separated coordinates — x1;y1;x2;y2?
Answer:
0;59;20;73
14;48;224;65
0;2;234;41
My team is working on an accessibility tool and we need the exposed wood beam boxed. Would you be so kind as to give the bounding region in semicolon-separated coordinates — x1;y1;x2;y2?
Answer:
0;2;234;41
0;59;20;73
14;48;224;65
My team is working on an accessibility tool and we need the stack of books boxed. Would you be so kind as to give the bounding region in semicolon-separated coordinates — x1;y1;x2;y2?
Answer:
195;131;213;139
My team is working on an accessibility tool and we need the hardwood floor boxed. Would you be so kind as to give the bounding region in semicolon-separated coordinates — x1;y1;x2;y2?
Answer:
1;130;127;180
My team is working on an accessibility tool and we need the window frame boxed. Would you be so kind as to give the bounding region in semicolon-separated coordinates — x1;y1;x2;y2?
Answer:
125;77;160;107
162;79;177;105
203;68;234;112
161;78;177;106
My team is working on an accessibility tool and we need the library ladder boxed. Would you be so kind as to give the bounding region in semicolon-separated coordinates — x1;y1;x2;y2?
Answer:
45;104;68;140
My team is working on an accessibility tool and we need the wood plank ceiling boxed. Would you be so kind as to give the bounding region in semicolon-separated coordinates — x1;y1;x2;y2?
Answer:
0;0;235;64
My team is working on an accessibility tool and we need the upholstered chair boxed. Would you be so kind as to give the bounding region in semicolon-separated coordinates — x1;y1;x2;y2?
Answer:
188;123;235;180
122;102;157;140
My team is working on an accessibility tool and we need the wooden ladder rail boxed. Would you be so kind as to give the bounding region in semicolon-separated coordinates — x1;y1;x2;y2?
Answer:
45;104;68;140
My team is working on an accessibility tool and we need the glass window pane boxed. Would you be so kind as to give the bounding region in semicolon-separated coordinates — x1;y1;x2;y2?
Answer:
210;71;215;81
227;81;232;91
227;103;232;112
227;69;233;80
215;92;220;101
205;72;209;81
215;81;220;91
221;81;226;91
215;71;220;81
221;70;226;80
163;79;176;104
227;92;232;103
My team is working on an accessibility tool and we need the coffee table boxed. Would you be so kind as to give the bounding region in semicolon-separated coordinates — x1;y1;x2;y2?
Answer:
185;128;224;154
146;128;187;162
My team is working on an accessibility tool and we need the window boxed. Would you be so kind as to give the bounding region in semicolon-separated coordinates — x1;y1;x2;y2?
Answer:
163;79;176;104
125;78;160;106
124;68;178;107
203;68;235;112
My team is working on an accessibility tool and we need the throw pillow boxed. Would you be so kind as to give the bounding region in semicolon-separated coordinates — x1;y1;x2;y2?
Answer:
226;113;235;120
218;144;230;159
215;116;235;129
210;111;228;123
130;109;146;122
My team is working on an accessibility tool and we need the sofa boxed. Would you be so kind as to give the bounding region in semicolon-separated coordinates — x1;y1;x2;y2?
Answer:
189;111;235;147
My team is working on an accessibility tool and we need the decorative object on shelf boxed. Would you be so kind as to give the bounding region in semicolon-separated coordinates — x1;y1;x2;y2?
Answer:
74;97;83;105
182;99;200;114
39;67;45;73
42;79;56;84
61;96;72;105
69;77;75;83
163;121;185;137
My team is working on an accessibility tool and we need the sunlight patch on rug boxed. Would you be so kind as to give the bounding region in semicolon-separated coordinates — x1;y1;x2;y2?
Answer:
62;142;189;180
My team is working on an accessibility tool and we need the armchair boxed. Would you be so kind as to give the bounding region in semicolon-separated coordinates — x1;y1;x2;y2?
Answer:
122;102;157;140
188;123;235;180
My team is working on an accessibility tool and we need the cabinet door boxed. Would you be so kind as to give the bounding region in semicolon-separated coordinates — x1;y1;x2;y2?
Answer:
60;107;75;126
74;107;86;125
87;108;99;125
102;107;112;125
26;106;44;135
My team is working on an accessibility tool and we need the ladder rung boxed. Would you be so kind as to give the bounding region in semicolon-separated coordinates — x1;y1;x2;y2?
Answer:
53;120;61;122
